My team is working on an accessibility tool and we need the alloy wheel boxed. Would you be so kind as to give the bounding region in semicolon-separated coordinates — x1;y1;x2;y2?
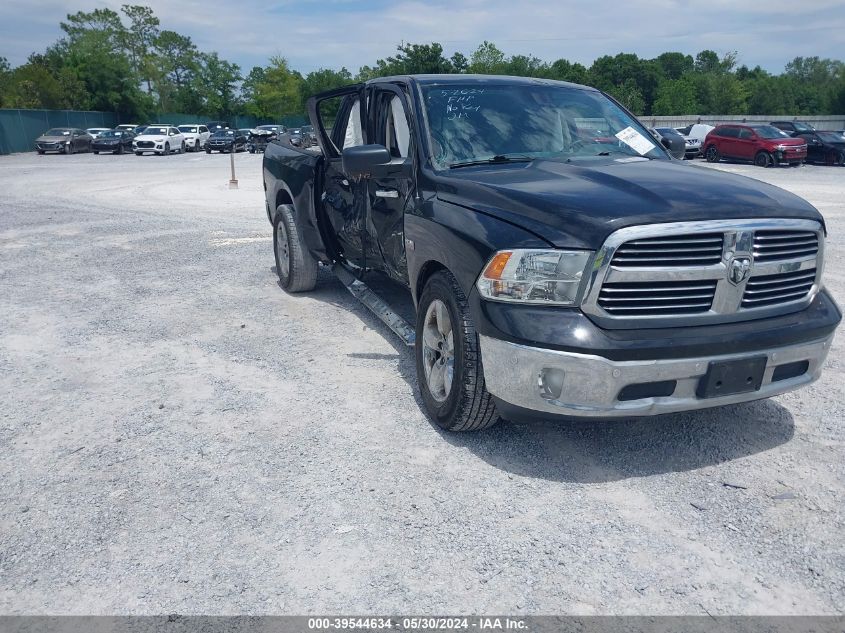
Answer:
421;299;455;402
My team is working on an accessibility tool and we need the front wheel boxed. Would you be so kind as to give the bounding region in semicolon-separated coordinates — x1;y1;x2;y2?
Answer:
415;271;499;432
135;151;142;156
273;204;318;293
163;142;170;156
754;151;773;168
181;141;186;153
93;151;99;155
705;145;720;163
205;147;211;154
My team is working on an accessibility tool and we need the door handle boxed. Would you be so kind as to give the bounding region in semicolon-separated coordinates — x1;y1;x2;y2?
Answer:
375;189;399;198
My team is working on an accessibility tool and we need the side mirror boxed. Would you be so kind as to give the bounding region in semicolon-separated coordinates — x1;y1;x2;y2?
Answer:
342;144;392;179
660;138;671;149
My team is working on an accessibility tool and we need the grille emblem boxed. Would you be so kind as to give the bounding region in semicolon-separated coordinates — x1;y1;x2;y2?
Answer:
728;256;752;285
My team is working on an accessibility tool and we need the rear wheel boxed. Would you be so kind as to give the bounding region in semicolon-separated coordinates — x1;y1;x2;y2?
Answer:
705;145;720;163
415;271;499;432
273;204;318;293
754;151;773;168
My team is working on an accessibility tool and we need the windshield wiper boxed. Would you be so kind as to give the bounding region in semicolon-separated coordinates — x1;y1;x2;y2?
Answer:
448;154;533;169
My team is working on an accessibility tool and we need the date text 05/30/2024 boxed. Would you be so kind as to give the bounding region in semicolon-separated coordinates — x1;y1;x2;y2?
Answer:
307;617;528;630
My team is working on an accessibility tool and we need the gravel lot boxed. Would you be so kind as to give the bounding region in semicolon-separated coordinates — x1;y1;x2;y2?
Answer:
0;150;842;615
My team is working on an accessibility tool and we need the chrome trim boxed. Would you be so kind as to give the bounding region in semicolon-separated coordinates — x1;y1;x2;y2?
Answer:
581;218;824;329
479;334;834;418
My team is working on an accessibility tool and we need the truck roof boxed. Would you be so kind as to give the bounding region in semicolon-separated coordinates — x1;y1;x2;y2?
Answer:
369;73;597;92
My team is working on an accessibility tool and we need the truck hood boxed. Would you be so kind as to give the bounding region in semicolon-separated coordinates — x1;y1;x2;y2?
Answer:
436;158;822;249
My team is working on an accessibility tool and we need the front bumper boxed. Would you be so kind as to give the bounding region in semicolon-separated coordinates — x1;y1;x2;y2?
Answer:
480;333;834;418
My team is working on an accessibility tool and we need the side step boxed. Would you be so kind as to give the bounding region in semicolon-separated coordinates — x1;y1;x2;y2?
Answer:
333;265;416;347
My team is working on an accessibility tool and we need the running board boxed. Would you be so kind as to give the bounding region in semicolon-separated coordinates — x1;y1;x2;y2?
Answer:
333;266;416;347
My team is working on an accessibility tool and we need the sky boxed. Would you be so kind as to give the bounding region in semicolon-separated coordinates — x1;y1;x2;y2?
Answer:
2;0;845;75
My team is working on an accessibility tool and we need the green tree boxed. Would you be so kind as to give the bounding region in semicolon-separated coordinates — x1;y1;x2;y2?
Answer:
654;52;694;80
194;52;241;118
120;5;160;94
652;77;698;115
249;56;301;119
548;59;589;84
468;41;506;74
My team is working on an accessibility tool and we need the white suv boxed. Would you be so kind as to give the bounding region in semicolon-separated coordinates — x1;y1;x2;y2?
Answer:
177;124;210;152
133;125;186;156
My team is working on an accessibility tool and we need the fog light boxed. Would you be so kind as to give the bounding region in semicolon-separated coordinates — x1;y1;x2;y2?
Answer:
538;368;565;401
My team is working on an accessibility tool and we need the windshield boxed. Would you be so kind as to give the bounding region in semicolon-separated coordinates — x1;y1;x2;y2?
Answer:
45;128;70;136
422;83;666;168
794;122;814;132
818;132;844;143
257;126;279;132
100;131;123;138
754;126;791;139
144;127;169;135
178;126;198;133
211;130;234;137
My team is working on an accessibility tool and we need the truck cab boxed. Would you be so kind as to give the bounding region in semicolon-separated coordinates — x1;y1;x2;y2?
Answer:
263;75;840;432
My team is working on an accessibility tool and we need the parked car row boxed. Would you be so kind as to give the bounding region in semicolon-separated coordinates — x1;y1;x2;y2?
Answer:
34;120;299;157
661;120;845;168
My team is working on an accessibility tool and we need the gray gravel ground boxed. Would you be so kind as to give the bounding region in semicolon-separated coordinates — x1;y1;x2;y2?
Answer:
0;150;842;615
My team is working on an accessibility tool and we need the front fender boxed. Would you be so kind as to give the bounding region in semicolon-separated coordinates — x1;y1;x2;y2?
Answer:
405;198;552;307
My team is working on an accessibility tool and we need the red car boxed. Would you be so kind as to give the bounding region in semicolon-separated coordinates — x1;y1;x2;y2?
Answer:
703;123;807;167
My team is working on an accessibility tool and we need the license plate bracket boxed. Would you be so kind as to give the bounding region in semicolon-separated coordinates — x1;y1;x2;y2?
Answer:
697;356;767;399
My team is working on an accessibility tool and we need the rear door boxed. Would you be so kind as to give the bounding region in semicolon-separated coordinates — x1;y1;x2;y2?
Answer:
363;82;416;282
735;127;756;160
308;84;369;270
801;133;824;162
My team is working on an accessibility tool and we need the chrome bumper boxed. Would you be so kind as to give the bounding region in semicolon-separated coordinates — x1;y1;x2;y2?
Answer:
479;334;834;418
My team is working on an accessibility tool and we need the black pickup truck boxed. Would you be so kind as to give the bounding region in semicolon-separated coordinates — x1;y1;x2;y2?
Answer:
263;75;840;431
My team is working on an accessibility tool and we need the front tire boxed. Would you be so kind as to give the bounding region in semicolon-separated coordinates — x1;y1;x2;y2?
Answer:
415;271;499;432
754;151;773;168
705;145;720;163
163;142;170;156
93;151;99;155
273;204;318;293
181;141;186;153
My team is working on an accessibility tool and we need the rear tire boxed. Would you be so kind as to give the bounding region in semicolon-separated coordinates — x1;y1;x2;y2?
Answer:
754;151;773;168
705;145;720;163
415;271;499;432
273;204;318;293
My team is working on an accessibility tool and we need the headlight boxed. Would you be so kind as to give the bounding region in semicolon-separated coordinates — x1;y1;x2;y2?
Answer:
476;249;592;305
775;144;788;151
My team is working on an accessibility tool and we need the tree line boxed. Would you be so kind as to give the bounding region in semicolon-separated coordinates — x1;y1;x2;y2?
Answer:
1;6;844;121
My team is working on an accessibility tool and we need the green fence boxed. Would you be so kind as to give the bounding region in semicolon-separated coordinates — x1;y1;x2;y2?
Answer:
0;109;118;155
0;109;310;155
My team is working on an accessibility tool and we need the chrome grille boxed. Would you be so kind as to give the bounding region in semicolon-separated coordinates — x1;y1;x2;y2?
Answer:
581;219;823;328
610;233;723;267
598;280;717;315
742;268;816;308
753;230;818;263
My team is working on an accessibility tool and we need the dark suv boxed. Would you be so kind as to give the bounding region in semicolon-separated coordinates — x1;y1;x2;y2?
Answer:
771;120;816;137
704;124;807;167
